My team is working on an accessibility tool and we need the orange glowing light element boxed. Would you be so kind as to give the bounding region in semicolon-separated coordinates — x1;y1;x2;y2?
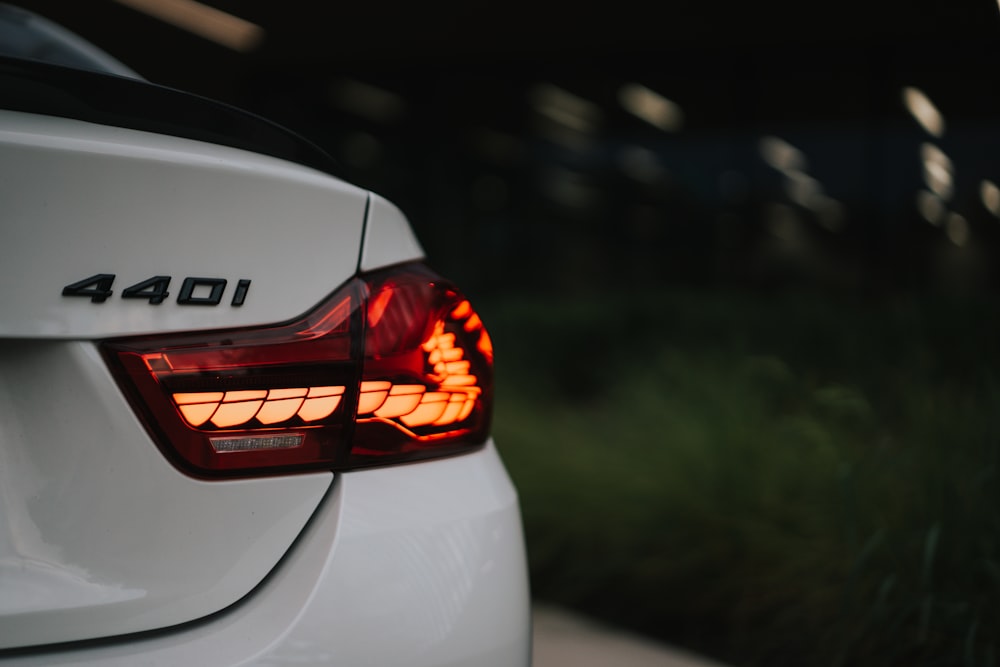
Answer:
358;304;487;434
298;396;342;422
442;361;471;375
175;391;224;405
178;403;217;427
421;325;443;353
441;375;477;387
358;381;392;414
400;392;451;427
212;399;265;428
257;388;309;424
457;398;476;422
171;297;492;438
433;394;468;426
256;398;305;424
463;313;482;332
476;330;493;360
298;386;345;422
450;300;472;319
173;385;346;429
269;388;309;400
225;390;268;402
374;385;426;418
308;386;346;398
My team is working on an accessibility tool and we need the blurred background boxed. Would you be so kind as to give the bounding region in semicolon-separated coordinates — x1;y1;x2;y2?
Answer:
11;0;1000;664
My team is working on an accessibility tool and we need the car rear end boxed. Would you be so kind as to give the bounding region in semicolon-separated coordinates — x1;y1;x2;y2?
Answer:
0;55;530;666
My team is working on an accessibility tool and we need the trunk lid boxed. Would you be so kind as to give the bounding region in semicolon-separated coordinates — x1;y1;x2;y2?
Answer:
0;89;368;647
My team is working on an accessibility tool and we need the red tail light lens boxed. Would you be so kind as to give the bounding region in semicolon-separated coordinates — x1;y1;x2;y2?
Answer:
103;264;492;477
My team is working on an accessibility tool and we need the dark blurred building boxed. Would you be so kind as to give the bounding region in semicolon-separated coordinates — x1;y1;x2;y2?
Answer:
11;0;1000;296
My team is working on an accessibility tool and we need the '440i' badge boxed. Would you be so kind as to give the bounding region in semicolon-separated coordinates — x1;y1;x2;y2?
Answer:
63;274;250;306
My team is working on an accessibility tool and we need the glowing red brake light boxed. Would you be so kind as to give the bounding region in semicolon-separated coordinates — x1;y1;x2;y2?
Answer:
103;264;492;477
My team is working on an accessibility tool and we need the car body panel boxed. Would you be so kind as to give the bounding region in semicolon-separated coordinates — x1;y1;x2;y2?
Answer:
0;339;333;648
0;16;528;663
360;193;424;273
0;109;369;339
0;443;530;667
0;103;373;647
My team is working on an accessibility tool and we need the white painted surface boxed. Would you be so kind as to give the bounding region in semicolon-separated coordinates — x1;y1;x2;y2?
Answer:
0;105;530;661
1;443;531;666
360;193;424;272
0;340;332;648
0;110;368;338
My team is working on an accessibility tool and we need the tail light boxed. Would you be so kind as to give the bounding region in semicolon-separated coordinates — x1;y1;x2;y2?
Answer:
102;263;493;477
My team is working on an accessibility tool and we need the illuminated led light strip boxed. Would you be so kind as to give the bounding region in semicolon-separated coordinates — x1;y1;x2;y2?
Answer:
174;386;344;428
357;382;480;427
171;304;488;435
452;300;493;360
354;313;482;429
357;386;480;428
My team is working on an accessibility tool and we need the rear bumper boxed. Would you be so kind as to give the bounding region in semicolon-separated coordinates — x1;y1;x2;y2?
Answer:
0;441;531;666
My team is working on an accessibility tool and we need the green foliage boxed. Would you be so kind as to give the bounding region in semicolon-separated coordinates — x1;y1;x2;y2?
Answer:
482;289;1000;666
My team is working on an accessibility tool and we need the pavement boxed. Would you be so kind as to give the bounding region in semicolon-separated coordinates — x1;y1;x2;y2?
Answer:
532;604;729;667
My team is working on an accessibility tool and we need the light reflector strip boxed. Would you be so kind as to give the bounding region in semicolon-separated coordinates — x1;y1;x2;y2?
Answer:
210;434;304;452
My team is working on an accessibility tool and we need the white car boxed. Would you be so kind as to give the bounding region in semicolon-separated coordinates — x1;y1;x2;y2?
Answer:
0;6;530;665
